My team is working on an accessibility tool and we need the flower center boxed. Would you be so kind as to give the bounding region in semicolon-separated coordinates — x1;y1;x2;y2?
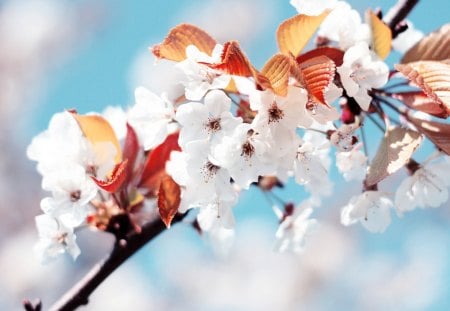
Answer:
205;117;221;133
268;102;284;123
70;190;82;202
201;161;220;182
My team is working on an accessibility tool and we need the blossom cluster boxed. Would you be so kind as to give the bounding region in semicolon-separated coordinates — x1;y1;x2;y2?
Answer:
28;0;450;262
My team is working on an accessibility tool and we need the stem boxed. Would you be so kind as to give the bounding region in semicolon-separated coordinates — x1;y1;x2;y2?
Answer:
384;0;420;38
48;214;185;311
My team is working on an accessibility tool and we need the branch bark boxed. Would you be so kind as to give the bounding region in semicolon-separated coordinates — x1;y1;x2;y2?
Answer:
48;214;185;311
384;0;420;38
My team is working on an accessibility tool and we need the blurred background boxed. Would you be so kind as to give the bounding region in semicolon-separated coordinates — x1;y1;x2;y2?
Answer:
1;0;449;310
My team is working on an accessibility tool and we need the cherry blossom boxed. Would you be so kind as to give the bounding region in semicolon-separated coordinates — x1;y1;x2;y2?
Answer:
290;0;338;16
176;44;231;101
341;191;393;233
175;90;242;148
336;147;367;181
212;123;276;189
395;158;450;214
274;201;318;253
34;214;80;263
337;42;389;110
127;86;175;150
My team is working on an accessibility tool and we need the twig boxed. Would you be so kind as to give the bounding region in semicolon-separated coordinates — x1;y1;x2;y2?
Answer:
48;214;186;311
384;0;420;38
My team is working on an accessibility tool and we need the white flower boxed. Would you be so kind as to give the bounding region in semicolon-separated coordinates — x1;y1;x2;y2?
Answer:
341;191;393;233
197;200;236;231
27;111;85;176
178;140;236;212
290;0;338;15
127;86;175;150
175;90;242;148
212;123;275;189
177;44;231;101
395;159;450;214
336;147;367;181
337;42;389;110
34;214;80;263
318;2;371;50
274;201;318;253
294;131;333;204
40;164;97;227
329;123;358;152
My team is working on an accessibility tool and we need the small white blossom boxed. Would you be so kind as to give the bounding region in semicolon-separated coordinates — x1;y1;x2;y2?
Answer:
212;123;275;189
318;2;371;50
395;159;450;214
34;214;80;263
337;42;389;110
274;202;318;253
341;191;393;233
391;21;424;53
177;44;231;101
127;86;175;150
336;147;367;181
175;90;242;148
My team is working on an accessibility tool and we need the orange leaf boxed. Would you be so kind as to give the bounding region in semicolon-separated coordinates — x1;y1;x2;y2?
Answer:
71;113;122;164
208;41;253;76
366;127;422;186
261;54;302;96
158;175;181;228
368;10;392;60
296;46;344;66
92;160;128;193
139;132;181;196
407;116;450;155
396;61;450;116
392;91;449;119
298;55;336;105
277;11;329;57
151;24;217;62
402;24;450;64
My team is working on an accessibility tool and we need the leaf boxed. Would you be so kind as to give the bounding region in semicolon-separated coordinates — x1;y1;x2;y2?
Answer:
206;41;254;76
392;91;449;118
205;40;271;90
92;160;128;193
139;132;181;195
122;123;140;184
298;55;336;105
261;53;302;96
396;61;450;116
407;116;450;155
71;113;122;163
402;24;450;64
151;23;217;62
296;46;344;67
277;11;329;57
368;10;392;60
366;127;422;186
158;175;181;228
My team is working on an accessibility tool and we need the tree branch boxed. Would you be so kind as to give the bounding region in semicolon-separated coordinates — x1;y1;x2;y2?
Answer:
384;0;420;38
48;214;185;311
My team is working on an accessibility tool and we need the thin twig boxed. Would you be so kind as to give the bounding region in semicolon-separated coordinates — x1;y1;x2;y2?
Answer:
384;0;420;38
48;214;186;311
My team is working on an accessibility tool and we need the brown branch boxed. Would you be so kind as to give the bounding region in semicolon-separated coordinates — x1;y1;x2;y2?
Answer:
47;214;185;311
384;0;420;38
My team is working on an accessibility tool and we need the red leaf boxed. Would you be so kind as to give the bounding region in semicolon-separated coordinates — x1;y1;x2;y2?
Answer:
296;47;344;67
407;116;450;155
139;132;181;195
92;160;128;193
122;123;140;184
393;91;449;119
299;55;336;106
158;175;181;228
